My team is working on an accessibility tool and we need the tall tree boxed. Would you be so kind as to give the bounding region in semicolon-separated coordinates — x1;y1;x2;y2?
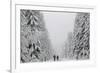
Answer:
73;13;90;59
20;10;52;63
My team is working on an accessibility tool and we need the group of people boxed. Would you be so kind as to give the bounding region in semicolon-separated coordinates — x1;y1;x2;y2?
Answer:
53;55;59;61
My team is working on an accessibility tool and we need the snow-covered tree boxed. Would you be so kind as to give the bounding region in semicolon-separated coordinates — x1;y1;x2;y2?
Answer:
64;32;74;59
73;13;90;60
20;10;52;63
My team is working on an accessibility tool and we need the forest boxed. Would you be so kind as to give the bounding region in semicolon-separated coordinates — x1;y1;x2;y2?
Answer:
20;10;90;63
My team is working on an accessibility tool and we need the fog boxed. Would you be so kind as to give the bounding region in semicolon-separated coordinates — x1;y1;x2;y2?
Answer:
42;11;76;55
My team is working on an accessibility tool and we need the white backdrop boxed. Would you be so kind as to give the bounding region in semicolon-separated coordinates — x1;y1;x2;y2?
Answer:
0;0;100;73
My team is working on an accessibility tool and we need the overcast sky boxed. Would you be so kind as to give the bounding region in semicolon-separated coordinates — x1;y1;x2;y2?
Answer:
42;11;76;55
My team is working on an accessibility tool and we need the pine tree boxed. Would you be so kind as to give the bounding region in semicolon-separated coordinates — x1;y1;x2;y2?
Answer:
73;13;90;60
20;10;52;63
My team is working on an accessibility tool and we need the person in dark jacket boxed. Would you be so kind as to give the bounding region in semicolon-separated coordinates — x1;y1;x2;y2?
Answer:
57;56;59;61
53;55;56;61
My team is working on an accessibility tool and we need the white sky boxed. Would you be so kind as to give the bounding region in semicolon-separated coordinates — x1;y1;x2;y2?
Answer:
42;11;76;55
